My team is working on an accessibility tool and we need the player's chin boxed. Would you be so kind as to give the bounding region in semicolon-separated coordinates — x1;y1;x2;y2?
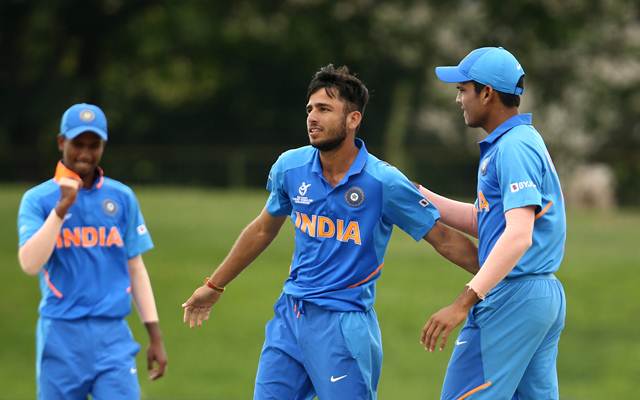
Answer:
308;135;323;147
71;161;96;176
462;114;478;128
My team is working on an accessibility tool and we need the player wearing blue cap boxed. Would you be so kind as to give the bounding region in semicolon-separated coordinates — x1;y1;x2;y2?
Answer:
418;47;567;399
182;65;480;399
17;103;167;399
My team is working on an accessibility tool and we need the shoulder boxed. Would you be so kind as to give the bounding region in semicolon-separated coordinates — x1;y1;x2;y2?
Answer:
101;177;135;196
21;179;58;203
498;125;545;156
363;153;409;187
100;177;141;207
272;146;315;173
500;123;542;146
496;126;547;174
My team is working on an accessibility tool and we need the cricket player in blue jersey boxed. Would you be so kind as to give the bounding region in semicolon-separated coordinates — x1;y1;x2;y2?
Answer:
417;47;567;400
17;103;167;399
182;65;480;399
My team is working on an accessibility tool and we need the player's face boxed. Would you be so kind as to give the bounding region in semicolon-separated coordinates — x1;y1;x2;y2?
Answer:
456;82;487;128
306;88;350;152
58;132;105;178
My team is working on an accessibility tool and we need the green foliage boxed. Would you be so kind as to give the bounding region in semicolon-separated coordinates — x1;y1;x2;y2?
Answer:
0;1;638;201
1;185;638;398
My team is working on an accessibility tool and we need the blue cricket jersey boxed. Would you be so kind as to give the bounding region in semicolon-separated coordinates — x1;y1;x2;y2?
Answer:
475;114;566;277
265;138;439;312
18;162;153;319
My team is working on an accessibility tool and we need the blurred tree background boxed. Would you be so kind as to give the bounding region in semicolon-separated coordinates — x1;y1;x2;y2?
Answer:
1;0;638;202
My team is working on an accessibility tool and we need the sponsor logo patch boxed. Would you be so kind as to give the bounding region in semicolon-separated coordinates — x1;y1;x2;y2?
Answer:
509;180;536;193
330;374;348;383
136;224;148;235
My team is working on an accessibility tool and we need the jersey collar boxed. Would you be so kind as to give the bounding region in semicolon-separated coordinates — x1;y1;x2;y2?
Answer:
53;161;105;190
311;138;369;188
480;113;533;147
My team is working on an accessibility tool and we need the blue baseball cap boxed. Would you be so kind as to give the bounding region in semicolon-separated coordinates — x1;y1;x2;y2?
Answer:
59;103;108;140
435;47;525;95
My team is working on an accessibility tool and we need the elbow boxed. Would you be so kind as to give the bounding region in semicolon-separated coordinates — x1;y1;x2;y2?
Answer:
515;234;533;254
254;224;280;245
18;252;42;276
21;265;40;276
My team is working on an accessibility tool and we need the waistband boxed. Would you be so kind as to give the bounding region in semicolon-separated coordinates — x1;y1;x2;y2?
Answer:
503;273;557;283
39;315;124;323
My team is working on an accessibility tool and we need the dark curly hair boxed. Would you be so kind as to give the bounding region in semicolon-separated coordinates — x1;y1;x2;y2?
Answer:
306;64;369;116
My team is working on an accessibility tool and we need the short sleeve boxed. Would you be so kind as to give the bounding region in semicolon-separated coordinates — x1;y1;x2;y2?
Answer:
17;191;46;247
496;140;544;212
123;190;154;259
265;155;292;216
382;168;440;241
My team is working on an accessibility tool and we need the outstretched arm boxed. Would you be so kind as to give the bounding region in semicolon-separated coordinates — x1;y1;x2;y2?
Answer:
418;185;478;238
129;255;167;381
424;221;479;275
182;208;287;328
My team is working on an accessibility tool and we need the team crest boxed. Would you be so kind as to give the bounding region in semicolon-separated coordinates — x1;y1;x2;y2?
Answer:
480;156;491;175
103;199;118;215
79;109;95;122
345;187;365;207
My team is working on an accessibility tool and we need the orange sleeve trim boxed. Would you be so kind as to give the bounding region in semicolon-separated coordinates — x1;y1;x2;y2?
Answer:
457;381;492;400
43;269;63;299
535;201;553;220
348;263;384;288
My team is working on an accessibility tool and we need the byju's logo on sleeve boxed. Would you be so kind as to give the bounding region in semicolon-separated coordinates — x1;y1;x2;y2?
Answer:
510;180;536;193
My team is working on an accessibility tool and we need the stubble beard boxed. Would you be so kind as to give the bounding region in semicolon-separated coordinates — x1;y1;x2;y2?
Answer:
311;122;348;152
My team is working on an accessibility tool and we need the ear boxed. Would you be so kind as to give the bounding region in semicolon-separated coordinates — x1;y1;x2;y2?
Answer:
57;135;66;152
346;110;362;131
481;86;495;105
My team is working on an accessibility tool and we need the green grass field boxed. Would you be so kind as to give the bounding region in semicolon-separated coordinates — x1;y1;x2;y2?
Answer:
1;185;638;399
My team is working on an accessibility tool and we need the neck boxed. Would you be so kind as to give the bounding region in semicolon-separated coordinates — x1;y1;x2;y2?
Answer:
482;107;519;135
319;136;358;186
81;171;97;189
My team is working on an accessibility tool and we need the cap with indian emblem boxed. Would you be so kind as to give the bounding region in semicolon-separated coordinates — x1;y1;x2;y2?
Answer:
59;103;108;140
